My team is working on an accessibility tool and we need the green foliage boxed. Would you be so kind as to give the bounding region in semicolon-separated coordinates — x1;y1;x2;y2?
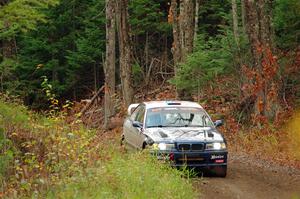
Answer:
129;0;172;81
0;100;196;198
129;0;171;35
12;0;106;108
170;34;233;92
0;99;94;196
0;128;15;180
0;58;19;93
46;151;196;199
132;62;143;85
169;0;247;94
1;0;299;111
41;76;60;115
197;0;232;37
0;101;30;182
0;0;59;39
0;99;29;127
1;0;169;107
273;0;300;49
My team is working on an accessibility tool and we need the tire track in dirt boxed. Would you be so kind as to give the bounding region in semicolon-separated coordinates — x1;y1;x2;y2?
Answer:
194;153;300;199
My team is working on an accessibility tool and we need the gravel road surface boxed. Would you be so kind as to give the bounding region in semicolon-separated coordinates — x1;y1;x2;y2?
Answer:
194;153;300;199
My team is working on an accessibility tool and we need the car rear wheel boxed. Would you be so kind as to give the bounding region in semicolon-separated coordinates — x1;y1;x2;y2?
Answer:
212;165;227;177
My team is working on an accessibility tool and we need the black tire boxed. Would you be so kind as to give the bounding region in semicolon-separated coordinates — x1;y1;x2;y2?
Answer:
120;135;129;153
142;142;147;149
194;168;205;177
212;165;227;177
120;135;125;146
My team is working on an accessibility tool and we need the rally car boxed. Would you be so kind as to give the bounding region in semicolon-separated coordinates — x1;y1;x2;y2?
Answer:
121;101;228;177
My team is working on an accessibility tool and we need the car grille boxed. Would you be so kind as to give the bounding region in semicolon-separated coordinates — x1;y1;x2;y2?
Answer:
177;143;204;151
191;144;204;151
178;144;190;151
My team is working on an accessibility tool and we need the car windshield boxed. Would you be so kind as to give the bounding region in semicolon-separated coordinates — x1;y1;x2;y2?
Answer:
145;107;214;128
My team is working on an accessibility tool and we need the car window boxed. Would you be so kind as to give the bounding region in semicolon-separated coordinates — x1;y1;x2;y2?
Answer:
130;105;141;121
145;107;214;128
135;106;145;123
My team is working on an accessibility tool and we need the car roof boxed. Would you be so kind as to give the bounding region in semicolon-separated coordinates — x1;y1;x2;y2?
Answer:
143;101;203;109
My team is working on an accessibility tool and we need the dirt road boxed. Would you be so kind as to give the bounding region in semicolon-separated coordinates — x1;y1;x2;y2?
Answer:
194;153;300;199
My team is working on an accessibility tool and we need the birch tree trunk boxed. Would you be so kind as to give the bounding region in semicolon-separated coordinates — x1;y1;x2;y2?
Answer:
104;0;116;129
116;0;133;108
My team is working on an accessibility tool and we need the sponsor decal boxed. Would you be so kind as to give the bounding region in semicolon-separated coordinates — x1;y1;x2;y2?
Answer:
211;155;224;159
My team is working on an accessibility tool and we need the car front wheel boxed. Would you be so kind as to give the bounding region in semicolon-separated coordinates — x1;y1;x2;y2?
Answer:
120;135;125;146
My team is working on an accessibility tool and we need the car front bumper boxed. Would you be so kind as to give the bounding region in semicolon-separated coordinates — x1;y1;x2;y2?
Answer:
152;150;228;168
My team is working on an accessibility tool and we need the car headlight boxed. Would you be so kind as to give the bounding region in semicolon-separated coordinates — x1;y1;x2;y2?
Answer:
206;142;226;150
152;143;175;151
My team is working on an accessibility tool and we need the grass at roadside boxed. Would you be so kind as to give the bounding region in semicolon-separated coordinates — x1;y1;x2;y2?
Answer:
47;151;196;199
0;99;196;198
285;109;300;160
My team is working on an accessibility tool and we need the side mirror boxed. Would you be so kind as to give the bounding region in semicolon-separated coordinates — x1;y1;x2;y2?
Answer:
132;121;143;128
127;103;139;115
214;120;223;127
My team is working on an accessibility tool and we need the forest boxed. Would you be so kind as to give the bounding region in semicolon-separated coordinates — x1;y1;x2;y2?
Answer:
1;0;300;198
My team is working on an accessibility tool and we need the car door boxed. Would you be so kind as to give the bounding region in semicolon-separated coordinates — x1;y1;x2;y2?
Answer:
132;105;146;148
123;104;141;148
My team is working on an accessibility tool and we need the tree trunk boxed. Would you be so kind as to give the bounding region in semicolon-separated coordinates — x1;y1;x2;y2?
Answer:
241;0;247;35
104;0;116;129
257;0;272;48
245;0;265;117
178;0;195;59
116;0;133;108
232;0;240;49
170;0;195;100
244;0;279;122
257;0;280;119
245;0;260;68
194;0;200;42
170;0;181;69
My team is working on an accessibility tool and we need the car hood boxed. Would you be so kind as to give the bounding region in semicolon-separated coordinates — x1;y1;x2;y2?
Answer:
144;127;224;143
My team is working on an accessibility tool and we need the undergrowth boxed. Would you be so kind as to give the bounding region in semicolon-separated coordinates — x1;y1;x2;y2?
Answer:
227;122;300;168
285;108;300;160
0;99;196;198
47;151;196;199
